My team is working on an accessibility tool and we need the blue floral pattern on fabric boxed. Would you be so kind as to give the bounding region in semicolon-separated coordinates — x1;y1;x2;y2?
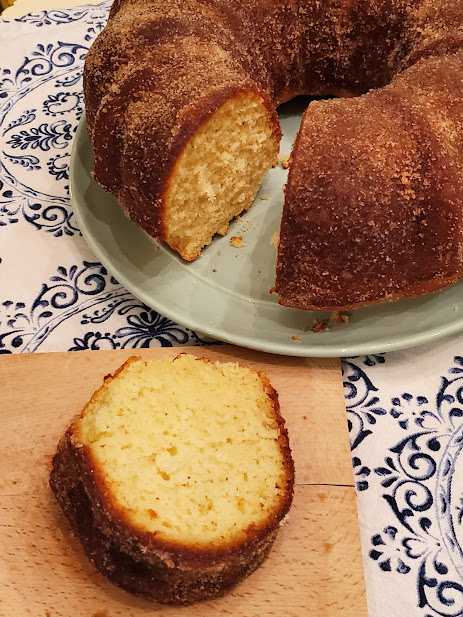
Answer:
343;353;463;616
0;262;211;354
0;1;213;355
16;4;108;28
0;35;91;234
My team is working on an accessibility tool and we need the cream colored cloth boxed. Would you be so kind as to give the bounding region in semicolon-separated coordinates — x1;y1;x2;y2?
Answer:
2;0;83;19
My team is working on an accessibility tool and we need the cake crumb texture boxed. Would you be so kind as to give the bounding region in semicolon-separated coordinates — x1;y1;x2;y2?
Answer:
50;354;294;604
164;93;278;260
77;355;290;546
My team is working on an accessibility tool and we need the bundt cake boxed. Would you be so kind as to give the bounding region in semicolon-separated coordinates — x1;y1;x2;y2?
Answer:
49;354;294;604
83;0;463;310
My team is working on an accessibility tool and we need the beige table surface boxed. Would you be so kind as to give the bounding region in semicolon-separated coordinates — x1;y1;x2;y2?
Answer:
2;0;84;17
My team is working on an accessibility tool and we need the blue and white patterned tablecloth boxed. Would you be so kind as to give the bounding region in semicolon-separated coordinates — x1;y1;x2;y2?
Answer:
2;5;463;616
0;0;211;352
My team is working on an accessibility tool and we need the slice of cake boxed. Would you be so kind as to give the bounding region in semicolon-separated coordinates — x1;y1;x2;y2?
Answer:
50;354;294;604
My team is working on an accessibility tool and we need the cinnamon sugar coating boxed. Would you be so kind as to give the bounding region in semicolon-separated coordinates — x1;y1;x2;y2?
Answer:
84;0;463;309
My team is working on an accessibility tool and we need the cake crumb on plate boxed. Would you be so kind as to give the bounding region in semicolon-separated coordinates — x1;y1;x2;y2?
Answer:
270;233;279;248
278;153;290;169
231;236;246;248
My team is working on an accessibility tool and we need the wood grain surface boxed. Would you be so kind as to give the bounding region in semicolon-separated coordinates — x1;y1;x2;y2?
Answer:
0;346;368;616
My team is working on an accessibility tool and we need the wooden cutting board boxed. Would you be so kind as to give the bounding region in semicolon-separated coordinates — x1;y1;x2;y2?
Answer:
0;346;367;617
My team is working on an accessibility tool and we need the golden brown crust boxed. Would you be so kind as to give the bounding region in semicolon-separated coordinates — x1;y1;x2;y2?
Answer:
84;0;463;310
50;356;294;605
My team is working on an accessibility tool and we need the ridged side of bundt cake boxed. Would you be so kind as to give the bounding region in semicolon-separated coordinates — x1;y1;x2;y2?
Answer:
84;26;281;256
50;355;294;604
277;48;463;309
83;0;463;309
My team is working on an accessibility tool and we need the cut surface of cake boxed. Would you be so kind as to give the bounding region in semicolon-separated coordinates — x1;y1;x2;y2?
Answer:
50;354;294;604
164;91;280;261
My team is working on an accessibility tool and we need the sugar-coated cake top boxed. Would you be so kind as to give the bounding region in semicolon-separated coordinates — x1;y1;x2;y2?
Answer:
76;354;292;548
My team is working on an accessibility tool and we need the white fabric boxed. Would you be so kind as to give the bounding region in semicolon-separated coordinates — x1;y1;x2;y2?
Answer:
345;337;463;617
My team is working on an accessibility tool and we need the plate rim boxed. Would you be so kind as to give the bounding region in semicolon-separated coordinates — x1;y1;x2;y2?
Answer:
70;115;463;358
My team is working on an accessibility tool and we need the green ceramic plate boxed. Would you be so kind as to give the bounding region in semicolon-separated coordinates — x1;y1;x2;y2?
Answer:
70;99;463;357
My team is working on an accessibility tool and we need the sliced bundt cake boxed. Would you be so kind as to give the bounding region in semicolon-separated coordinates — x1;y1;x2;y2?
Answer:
50;354;294;604
83;0;463;309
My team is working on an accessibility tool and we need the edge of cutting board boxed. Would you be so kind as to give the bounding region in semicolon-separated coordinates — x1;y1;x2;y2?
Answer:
0;346;367;617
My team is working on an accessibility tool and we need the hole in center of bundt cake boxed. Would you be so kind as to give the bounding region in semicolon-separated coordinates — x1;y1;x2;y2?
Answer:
76;355;289;548
163;92;279;261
